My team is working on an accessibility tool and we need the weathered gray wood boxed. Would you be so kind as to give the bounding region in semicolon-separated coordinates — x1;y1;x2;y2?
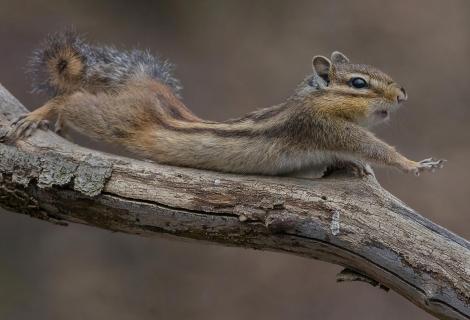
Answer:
0;85;468;319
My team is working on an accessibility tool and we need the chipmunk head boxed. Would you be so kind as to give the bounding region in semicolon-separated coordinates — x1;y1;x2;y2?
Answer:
302;51;407;127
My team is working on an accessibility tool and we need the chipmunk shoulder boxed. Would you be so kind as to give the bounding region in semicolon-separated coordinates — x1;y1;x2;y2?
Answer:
5;31;445;177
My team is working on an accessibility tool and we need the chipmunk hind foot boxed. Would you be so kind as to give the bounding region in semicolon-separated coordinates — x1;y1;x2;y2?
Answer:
3;113;50;143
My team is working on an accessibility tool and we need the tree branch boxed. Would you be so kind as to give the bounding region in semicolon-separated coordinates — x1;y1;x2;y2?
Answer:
0;85;468;320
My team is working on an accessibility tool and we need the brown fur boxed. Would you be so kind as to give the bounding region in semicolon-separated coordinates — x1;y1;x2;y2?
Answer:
7;51;445;177
46;47;84;93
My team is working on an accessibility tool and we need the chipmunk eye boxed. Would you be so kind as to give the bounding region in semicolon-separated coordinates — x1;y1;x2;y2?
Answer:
350;77;368;89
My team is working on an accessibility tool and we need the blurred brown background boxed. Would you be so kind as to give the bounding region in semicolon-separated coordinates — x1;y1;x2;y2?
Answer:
0;0;469;319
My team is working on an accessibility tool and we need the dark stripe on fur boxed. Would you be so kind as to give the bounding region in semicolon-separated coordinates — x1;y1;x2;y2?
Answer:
156;93;199;122
156;115;307;139
224;104;289;124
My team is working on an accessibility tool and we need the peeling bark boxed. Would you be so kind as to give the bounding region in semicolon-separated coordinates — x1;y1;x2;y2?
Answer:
0;85;468;320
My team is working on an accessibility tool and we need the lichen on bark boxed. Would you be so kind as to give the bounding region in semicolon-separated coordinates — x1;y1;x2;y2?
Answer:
0;144;112;197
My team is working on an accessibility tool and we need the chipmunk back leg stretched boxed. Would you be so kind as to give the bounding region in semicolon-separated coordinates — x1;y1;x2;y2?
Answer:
6;30;188;142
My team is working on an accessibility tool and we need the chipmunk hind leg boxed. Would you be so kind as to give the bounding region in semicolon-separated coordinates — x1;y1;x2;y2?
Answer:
57;89;158;148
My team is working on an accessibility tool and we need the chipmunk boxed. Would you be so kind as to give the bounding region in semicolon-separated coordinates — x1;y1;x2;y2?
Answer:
4;31;445;178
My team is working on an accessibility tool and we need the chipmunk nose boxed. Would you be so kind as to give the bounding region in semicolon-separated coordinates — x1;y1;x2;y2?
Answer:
397;86;407;103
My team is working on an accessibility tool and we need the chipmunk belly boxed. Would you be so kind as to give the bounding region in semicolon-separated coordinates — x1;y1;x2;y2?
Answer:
146;128;338;175
148;132;281;174
275;149;337;174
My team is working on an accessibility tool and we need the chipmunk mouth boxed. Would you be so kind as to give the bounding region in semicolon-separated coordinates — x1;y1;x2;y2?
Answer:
375;110;389;118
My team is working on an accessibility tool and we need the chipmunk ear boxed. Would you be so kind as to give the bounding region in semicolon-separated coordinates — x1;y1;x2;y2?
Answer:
312;55;332;83
331;51;349;64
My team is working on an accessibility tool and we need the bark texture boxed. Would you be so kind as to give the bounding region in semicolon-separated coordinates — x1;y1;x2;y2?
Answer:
0;85;468;319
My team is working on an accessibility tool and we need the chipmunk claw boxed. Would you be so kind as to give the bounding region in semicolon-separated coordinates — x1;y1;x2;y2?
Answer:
355;162;375;177
5;113;49;142
346;161;374;178
325;160;374;178
10;114;27;126
413;158;446;176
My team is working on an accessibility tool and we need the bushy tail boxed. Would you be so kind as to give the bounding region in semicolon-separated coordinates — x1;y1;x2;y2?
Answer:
28;30;182;96
28;30;87;95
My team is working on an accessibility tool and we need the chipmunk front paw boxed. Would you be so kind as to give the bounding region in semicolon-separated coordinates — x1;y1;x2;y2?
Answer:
349;161;374;178
409;158;446;176
4;113;49;142
325;160;374;178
